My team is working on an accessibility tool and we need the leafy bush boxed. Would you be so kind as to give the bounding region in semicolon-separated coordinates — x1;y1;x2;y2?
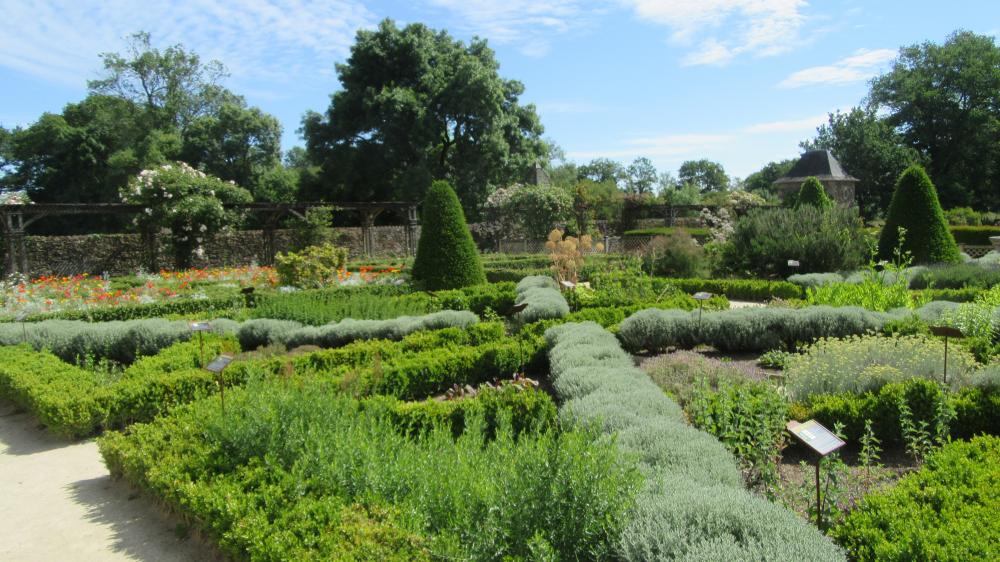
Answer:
514;275;569;323
545;322;841;561
879;165;961;264
795;176;833;210
720;206;868;278
785;334;978;401
411;180;486;290
100;380;639;561
641;231;708;278
274;244;349;288
832;436;1000;561
944;206;983;226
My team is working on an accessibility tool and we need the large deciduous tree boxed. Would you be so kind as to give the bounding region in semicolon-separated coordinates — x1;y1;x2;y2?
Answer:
678;159;729;193
578;158;625;187
625;157;658;195
803;108;921;218
301;19;547;217
869;31;1000;210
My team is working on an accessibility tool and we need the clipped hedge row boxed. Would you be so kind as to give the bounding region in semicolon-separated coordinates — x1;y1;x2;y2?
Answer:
0;318;240;364
544;322;843;561
514;275;569;323
618;303;958;353
0;336;234;438
16;294;245;323
832;435;1000;561
949;225;1000;245
237;310;479;351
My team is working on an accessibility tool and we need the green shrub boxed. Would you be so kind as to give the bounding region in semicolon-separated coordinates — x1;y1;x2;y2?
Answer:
544;322;841;561
795;176;833;210
412;181;486;290
832;436;1000;561
100;380;639;561
720;206;868;277
910;263;1000;290
641;231;708;278
274;244;349;288
20;294;244;322
944;207;983;226
879;165;961;264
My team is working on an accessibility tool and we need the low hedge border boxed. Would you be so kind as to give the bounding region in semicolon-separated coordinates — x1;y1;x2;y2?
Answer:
949;225;1000;245
15;294;245;323
545;322;842;561
831;435;1000;561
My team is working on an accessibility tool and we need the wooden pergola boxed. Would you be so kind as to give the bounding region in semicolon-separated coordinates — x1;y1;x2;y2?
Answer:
0;202;419;274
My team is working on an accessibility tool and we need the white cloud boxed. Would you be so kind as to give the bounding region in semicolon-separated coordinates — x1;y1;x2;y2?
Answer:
743;114;829;133
0;0;375;91
779;47;896;88
620;0;808;65
425;1;593;57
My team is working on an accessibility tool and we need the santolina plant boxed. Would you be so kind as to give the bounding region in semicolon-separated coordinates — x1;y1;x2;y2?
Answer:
545;322;842;561
514;275;569;323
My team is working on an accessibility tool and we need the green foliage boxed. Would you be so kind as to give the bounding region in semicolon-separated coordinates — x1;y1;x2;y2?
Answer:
544;322;841;561
788;272;845;288
744;158;796;196
641;231;708;278
948;225;1000;245
514;275;569;323
122;161;253;268
944;207;983;226
678;159;729;193
411;181;486;290
879;165;961;264
484;182;573;240
832;436;1000;561
300;19;547;214
287;206;335;249
794;176;834;210
910;262;1000;289
785;334;978;402
99;380;638;561
869;31;1000;211
250;288;428;326
803;108;922;218
274;244;348;288
0;336;234;437
720;206;869;277
20;294;244;322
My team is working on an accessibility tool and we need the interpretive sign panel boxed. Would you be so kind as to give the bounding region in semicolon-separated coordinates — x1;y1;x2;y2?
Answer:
786;419;845;456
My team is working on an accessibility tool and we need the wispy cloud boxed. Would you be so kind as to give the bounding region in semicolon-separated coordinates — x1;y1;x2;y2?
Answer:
779;48;896;88
425;1;594;57
742;114;829;134
0;0;375;91
620;0;808;66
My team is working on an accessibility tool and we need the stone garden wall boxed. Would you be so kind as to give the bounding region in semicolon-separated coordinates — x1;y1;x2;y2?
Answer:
9;225;419;277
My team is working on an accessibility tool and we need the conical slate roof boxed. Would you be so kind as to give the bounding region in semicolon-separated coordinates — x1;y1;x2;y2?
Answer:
774;150;858;185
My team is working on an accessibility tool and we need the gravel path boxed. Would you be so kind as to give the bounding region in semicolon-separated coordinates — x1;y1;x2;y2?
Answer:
0;400;215;562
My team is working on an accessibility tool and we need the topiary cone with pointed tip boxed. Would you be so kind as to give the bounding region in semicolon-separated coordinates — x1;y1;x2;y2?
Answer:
878;165;961;264
412;180;486;290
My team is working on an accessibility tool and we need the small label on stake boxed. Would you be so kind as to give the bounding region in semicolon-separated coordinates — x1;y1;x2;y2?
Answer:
189;321;212;332
693;292;713;301
787;419;845;456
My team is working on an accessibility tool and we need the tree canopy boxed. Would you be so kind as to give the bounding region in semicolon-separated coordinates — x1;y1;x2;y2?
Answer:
678;159;729;193
301;19;548;217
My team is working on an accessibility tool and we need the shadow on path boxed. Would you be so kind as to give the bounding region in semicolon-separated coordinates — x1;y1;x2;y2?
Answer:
0;400;74;456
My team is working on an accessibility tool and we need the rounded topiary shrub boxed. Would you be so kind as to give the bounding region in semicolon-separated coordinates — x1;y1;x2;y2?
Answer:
879;165;961;264
412;180;486;290
794;176;833;210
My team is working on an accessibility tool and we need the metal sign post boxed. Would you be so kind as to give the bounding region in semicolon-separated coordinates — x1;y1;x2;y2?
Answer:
787;419;846;529
693;292;713;332
188;321;212;367
205;354;234;414
930;326;964;385
15;310;29;343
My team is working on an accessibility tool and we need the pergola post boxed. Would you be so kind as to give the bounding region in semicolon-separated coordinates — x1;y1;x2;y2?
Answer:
405;204;420;256
141;228;159;273
359;209;382;257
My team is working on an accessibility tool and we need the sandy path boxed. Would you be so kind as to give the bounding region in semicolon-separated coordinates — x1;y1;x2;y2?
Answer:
0;401;216;562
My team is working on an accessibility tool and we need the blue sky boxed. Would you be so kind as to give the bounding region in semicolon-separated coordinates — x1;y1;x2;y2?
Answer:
1;1;997;179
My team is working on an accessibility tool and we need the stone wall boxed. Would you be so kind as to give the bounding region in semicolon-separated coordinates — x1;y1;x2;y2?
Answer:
6;225;420;277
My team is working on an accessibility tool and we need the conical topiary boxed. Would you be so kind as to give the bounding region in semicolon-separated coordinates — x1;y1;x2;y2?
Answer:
411;180;486;290
878;165;961;264
794;176;833;210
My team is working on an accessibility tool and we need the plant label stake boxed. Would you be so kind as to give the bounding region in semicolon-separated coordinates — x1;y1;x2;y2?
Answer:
787;259;800;268
205;354;234;414
693;292;713;332
189;321;212;367
930;326;964;385
15;310;29;343
787;419;846;530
